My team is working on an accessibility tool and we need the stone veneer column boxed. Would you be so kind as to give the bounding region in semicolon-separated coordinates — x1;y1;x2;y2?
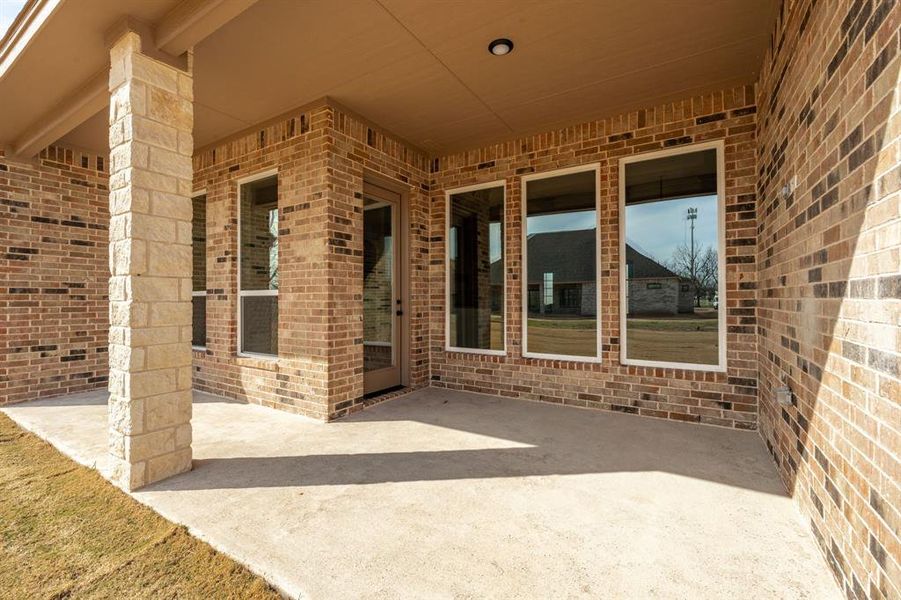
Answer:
107;31;194;491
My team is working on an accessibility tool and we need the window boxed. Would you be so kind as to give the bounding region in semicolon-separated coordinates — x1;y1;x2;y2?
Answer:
527;286;540;313
192;194;207;348
542;272;554;307
620;141;725;370
558;285;580;308
522;165;599;360
238;174;278;357
446;182;504;353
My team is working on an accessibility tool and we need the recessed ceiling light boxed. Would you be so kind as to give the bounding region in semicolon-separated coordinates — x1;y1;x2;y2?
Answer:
488;38;514;56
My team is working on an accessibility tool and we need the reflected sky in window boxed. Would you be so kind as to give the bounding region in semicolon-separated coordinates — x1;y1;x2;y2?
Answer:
527;210;596;235
626;195;717;263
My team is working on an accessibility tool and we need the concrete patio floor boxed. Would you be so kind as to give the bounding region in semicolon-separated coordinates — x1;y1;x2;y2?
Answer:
2;387;838;599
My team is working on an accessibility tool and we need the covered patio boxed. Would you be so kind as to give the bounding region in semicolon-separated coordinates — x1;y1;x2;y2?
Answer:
1;0;898;597
3;387;838;598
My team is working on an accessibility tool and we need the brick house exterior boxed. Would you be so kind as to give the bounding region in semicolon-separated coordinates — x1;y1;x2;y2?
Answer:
187;102;432;419
429;84;759;427
0;0;897;597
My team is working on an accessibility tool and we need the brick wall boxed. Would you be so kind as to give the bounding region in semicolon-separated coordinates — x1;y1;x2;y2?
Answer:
628;278;682;315
191;101;430;419
325;105;431;416
756;0;900;598
0;147;109;405
429;85;759;429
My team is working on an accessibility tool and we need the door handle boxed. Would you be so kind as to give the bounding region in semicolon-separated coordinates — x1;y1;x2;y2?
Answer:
396;310;403;316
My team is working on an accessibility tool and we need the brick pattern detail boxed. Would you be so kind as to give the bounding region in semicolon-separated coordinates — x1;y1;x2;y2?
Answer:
191;102;429;419
756;0;900;598
106;32;194;491
429;85;759;429
0;147;109;405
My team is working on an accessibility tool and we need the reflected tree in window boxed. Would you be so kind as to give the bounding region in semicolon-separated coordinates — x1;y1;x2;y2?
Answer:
623;147;722;367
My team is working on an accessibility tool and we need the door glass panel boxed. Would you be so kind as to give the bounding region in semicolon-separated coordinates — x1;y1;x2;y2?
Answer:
363;198;394;372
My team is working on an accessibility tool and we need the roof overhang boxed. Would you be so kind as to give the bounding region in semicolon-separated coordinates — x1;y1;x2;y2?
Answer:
0;0;260;158
0;0;778;159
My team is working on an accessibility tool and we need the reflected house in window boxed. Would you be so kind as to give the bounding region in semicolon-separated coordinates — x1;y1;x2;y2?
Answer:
621;143;723;368
492;228;596;317
490;230;693;317
624;245;695;316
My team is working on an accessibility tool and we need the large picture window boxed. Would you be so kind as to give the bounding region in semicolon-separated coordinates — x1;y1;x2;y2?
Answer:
522;165;599;360
446;182;505;353
238;173;278;357
191;194;207;348
619;141;725;370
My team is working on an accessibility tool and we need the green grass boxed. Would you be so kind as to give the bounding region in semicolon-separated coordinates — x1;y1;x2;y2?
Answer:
0;413;281;599
525;317;718;332
527;318;597;330
627;319;719;332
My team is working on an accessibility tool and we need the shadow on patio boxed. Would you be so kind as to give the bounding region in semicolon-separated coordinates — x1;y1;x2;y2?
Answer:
151;387;783;494
2;386;839;598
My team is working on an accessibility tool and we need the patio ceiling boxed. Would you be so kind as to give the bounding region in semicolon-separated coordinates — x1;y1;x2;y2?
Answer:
1;0;778;156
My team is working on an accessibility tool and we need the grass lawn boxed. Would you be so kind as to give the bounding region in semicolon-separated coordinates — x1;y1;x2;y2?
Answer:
463;313;719;362
626;329;719;364
526;318;596;330
0;413;280;599
521;314;719;363
627;318;719;332
625;312;719;364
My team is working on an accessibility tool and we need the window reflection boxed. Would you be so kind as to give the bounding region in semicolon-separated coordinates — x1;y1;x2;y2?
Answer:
623;147;721;366
448;185;504;351
192;194;206;348
239;175;278;356
524;169;597;358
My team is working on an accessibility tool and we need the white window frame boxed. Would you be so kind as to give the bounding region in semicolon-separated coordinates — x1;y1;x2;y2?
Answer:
444;180;507;356
618;139;727;372
191;189;207;351
521;164;602;363
236;169;279;360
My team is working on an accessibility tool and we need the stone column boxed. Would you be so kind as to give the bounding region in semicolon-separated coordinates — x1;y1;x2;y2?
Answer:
107;31;194;491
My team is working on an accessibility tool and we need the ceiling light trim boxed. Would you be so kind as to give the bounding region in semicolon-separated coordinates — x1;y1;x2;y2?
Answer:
488;38;514;56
